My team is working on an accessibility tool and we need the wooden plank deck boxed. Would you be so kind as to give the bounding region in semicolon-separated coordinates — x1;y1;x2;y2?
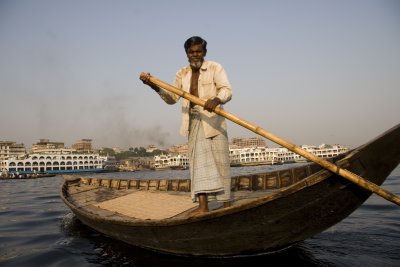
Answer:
93;190;275;220
68;182;278;220
95;191;197;220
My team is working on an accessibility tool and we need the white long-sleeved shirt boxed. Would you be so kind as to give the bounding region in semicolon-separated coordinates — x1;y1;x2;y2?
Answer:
157;60;232;138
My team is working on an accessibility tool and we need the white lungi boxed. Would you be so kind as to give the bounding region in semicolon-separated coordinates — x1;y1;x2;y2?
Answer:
188;109;231;203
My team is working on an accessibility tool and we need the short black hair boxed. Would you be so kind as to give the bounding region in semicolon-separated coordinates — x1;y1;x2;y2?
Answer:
184;36;207;52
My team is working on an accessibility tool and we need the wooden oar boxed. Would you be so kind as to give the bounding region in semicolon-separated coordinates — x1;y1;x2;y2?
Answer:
139;72;400;206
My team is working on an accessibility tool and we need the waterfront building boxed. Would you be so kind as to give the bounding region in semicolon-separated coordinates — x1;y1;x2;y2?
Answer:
72;139;93;152
0;141;26;160
231;137;267;148
152;143;349;169
168;144;188;154
146;145;158;153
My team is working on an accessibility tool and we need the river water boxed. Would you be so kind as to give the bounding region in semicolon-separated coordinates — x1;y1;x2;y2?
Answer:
1;164;399;267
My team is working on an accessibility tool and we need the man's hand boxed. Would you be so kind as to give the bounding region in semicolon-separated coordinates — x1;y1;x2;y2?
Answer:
204;97;221;112
139;72;160;92
139;72;151;84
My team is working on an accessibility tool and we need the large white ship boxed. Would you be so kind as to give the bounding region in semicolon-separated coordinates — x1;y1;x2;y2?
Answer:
229;146;283;166
229;144;349;166
153;154;189;170
292;144;350;163
0;153;111;174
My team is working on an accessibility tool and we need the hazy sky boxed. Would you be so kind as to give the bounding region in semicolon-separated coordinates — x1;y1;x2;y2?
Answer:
1;0;399;150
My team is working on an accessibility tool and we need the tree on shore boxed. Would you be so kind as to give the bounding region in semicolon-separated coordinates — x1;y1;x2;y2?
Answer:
99;147;165;161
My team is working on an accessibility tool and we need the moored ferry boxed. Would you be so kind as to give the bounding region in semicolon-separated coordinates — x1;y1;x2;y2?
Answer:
293;144;349;163
229;144;349;166
0;153;112;174
229;146;284;166
153;154;189;170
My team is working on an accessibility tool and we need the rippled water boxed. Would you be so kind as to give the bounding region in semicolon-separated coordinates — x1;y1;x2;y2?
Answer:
1;164;399;267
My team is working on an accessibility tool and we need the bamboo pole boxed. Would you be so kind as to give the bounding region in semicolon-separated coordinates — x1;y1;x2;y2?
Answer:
139;72;400;206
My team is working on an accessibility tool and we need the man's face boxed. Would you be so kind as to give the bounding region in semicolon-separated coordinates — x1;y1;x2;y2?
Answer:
186;44;206;70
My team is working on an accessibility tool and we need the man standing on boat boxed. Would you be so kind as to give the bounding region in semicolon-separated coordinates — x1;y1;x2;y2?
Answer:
140;36;232;217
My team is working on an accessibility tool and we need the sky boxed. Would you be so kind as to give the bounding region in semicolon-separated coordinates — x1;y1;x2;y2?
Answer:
1;0;399;150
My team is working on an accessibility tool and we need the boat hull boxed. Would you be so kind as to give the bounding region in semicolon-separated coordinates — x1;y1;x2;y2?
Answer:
61;124;400;256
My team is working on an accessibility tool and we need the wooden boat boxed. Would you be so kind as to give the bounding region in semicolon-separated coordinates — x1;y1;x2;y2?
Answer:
60;124;400;257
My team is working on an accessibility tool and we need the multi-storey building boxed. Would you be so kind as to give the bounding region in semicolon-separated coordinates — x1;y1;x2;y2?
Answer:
230;137;267;148
72;139;93;152
168;144;188;154
0;141;26;160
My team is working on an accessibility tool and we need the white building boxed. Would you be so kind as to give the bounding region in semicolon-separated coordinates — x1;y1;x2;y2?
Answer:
0;153;104;174
0;141;26;160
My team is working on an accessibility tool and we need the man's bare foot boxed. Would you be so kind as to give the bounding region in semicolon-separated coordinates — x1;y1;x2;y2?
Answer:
185;207;209;218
